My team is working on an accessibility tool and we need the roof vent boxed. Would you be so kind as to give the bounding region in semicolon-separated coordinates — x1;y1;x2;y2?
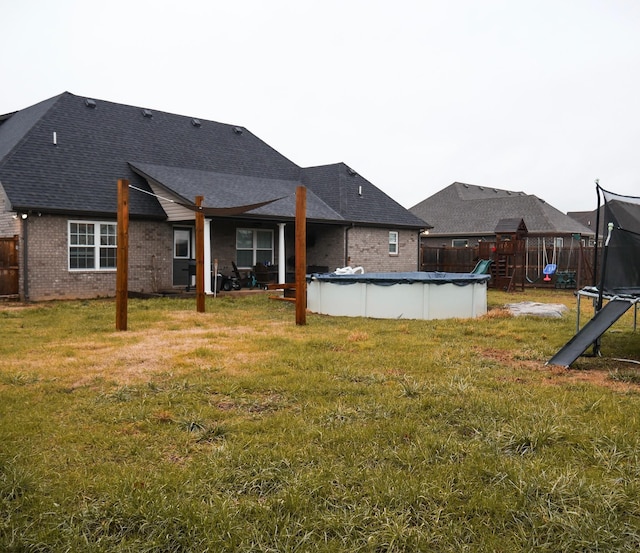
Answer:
347;166;357;176
463;183;469;188
233;126;243;134
85;98;96;109
191;118;201;127
142;109;153;118
479;187;484;191
494;189;498;193
507;191;512;195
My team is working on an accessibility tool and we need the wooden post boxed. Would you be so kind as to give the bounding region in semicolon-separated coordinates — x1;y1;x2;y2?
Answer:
195;196;206;313
116;179;129;331
295;186;307;325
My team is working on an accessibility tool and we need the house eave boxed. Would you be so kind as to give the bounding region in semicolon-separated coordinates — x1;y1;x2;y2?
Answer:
10;205;167;221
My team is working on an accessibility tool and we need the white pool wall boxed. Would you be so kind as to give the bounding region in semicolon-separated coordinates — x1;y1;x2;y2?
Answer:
306;273;488;320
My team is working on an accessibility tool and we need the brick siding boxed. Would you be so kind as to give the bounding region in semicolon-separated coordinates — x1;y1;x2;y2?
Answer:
23;215;172;300
347;227;419;272
18;216;421;300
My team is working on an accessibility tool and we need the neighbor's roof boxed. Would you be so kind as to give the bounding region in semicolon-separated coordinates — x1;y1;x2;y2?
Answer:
567;207;605;236
0;92;426;228
410;182;594;236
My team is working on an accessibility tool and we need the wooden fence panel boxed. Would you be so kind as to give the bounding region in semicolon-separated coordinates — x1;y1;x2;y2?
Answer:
421;244;600;289
0;236;19;296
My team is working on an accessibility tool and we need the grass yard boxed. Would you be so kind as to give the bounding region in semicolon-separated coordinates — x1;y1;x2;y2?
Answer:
1;289;639;552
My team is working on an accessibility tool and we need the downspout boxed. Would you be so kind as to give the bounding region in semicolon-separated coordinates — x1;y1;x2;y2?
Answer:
22;214;29;301
417;229;422;271
344;223;354;266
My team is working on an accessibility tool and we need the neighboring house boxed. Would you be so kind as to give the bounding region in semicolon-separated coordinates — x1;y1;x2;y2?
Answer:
0;92;429;301
410;182;594;248
567;207;605;245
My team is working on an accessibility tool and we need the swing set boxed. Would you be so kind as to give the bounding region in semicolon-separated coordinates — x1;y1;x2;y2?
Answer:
525;235;578;286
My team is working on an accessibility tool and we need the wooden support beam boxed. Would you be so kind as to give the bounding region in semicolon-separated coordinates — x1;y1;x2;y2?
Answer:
295;186;307;325
116;179;129;331
266;283;297;290
195;195;206;313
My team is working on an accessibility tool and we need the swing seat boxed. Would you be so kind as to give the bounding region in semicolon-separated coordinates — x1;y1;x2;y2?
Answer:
543;263;556;282
554;271;576;289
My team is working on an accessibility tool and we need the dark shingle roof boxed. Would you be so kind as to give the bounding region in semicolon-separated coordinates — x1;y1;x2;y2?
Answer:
0;93;302;218
302;163;430;229
567;207;605;236
0;92;425;229
410;182;594;236
130;162;344;221
494;218;527;234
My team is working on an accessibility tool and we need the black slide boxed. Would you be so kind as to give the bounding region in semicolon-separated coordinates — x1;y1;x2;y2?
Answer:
547;299;633;367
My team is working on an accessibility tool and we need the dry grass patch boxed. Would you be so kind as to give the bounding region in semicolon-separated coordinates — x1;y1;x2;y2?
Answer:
2;293;640;551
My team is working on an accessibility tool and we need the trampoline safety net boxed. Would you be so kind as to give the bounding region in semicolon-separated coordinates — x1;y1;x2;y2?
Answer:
600;186;640;296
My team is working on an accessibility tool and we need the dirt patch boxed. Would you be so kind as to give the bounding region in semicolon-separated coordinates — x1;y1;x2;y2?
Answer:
475;346;640;392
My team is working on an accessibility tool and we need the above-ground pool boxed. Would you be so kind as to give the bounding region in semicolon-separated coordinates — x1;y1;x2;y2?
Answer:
306;272;491;320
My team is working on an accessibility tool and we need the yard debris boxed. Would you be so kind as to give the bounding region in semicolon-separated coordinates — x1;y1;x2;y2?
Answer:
504;301;569;318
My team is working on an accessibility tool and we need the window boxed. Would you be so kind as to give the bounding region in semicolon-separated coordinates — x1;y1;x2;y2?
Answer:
69;221;117;270
236;229;273;268
174;228;191;259
389;231;399;255
452;239;469;248
554;237;564;248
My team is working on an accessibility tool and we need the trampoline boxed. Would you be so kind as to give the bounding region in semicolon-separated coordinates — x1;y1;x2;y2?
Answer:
548;185;640;366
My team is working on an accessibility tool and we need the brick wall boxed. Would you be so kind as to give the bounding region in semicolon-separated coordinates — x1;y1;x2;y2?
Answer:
23;215;172;300
210;222;241;275
19;216;421;300
306;226;344;272
347;227;419;272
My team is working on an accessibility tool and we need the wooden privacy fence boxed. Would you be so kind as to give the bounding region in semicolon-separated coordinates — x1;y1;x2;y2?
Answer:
421;243;599;290
0;236;19;296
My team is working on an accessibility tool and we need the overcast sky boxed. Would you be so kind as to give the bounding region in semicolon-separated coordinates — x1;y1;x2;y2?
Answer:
3;0;639;213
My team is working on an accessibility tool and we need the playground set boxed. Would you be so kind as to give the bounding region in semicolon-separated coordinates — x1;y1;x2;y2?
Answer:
548;184;640;367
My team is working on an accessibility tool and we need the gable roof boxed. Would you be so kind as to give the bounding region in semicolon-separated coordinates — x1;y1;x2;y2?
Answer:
0;92;425;229
410;182;594;237
301;163;429;228
494;218;527;234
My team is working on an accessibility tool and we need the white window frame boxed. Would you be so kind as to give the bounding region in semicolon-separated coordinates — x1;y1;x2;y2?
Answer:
389;231;399;256
173;227;192;259
236;228;274;269
68;220;117;271
452;239;469;248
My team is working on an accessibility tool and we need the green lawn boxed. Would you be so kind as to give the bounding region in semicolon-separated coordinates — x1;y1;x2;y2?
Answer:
1;290;639;552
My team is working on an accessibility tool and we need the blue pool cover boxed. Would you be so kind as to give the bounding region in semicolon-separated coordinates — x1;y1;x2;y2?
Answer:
307;271;491;286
